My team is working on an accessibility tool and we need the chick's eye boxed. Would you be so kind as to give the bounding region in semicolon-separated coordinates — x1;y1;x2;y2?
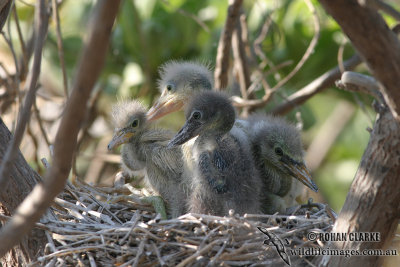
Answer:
275;147;283;156
166;84;173;91
192;111;201;120
131;119;139;128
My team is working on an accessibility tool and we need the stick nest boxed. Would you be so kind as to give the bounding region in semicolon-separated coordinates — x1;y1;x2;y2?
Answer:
32;178;335;266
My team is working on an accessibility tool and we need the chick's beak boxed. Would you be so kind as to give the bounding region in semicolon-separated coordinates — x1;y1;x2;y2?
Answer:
107;128;135;151
284;162;318;192
167;121;199;148
147;96;184;122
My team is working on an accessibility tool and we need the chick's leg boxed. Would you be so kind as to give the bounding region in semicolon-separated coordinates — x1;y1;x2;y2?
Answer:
141;195;168;220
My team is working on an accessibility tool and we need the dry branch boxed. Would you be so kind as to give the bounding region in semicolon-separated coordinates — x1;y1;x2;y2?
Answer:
270;0;320;92
270;54;361;115
316;2;400;263
0;0;49;190
0;119;48;266
51;0;68;98
232;0;323;111
320;0;400;122
23;180;335;266
0;0;121;257
214;0;243;90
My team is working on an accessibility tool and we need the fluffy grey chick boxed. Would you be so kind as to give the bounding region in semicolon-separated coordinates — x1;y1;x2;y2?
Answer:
168;91;261;216
249;115;318;214
108;100;189;218
147;60;213;121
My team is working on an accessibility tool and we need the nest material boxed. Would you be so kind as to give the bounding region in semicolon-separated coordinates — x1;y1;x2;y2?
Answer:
31;178;335;266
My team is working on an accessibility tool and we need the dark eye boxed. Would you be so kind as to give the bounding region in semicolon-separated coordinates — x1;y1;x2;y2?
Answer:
131;119;139;128
192;111;201;120
275;147;283;156
166;84;173;91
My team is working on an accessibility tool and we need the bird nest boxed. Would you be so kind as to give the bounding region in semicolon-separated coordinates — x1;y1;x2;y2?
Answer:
31;177;336;266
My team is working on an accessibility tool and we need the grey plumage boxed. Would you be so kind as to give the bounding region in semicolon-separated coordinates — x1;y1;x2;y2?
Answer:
248;115;318;214
146;60;317;214
108;101;189;218
168;92;261;216
147;60;213;121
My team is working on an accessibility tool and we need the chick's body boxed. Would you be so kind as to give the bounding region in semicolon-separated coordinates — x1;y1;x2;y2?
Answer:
248;115;318;214
109;101;189;217
169;92;261;216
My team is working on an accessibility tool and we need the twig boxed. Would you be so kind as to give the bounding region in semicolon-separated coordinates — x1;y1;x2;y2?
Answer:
161;0;210;33
232;13;250;100
51;0;68;98
176;239;223;267
270;0;320;92
0;0;49;190
208;239;228;266
152;242;166;266
232;0;321;111
0;0;121;257
253;13;273;69
12;5;28;72
26;122;41;171
214;0;243;90
33;98;51;148
270;54;361;115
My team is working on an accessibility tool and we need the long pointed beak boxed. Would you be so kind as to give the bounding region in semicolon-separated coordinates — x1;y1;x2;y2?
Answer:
284;162;318;192
168;122;199;148
107;128;135;150
147;98;184;122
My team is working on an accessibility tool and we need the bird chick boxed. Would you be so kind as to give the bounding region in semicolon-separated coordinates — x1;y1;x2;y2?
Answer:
249;115;318;214
168;91;261;216
147;60;213;121
108;100;189;218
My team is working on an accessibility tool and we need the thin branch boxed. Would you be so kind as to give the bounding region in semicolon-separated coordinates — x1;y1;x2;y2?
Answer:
33;98;51;148
214;0;243;90
232;0;321;111
161;0;210;33
320;0;400;122
51;0;68;98
270;54;361;115
232;13;250;100
232;55;361;110
0;0;121;257
0;0;49;190
12;5;27;71
269;0;320;92
253;13;273;70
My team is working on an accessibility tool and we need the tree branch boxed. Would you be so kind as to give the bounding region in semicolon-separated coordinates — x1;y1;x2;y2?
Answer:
0;0;49;190
214;0;243;90
0;0;121;257
320;0;400;122
270;54;361;115
317;2;400;265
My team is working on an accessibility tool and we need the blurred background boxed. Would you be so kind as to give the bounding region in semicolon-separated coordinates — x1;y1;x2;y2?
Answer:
1;0;398;213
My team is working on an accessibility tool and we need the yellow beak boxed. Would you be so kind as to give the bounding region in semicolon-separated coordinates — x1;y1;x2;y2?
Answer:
107;128;135;150
147;97;184;121
285;162;318;192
